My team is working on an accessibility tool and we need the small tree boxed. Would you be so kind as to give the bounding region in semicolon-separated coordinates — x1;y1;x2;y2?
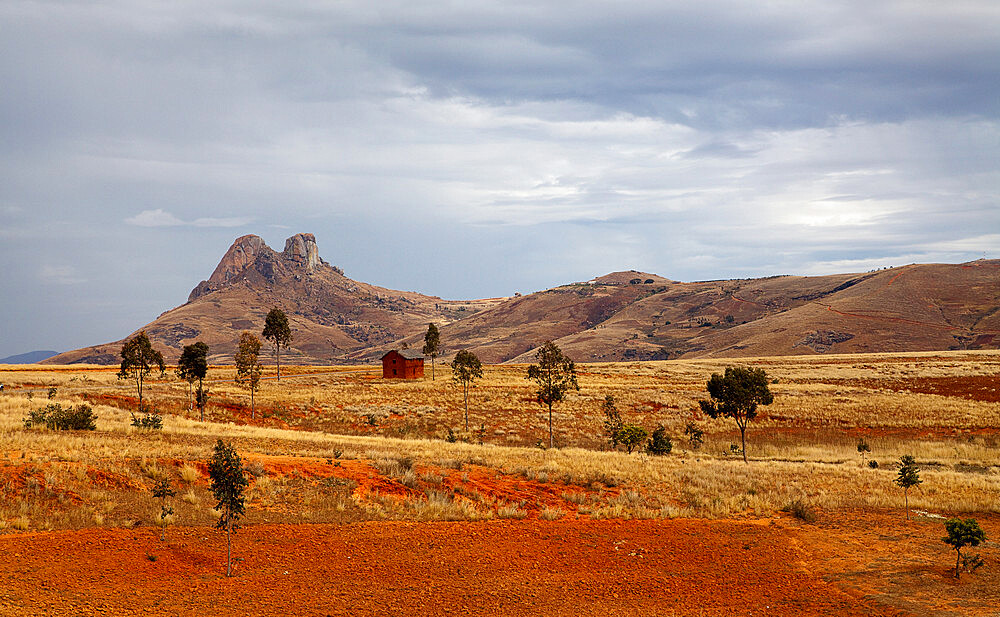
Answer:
895;455;922;520
683;421;704;450
601;395;623;450
196;385;209;421
617;425;648;454
857;438;871;467
262;307;292;381
208;439;248;577
647;426;673;455
942;518;986;579
151;477;176;542
117;331;165;413
423;324;441;381
234;332;263;419
451;349;483;430
698;366;773;464
526;341;579;449
176;342;209;415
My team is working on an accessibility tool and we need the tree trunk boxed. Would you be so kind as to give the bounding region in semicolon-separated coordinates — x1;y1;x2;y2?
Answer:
226;518;232;577
740;424;748;464
955;549;962;578
431;357;435;381
548;403;554;449
904;490;909;520
463;383;469;430
276;345;281;381
251;388;255;420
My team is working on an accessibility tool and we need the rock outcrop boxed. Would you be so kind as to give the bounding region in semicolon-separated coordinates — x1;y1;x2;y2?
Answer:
282;233;320;273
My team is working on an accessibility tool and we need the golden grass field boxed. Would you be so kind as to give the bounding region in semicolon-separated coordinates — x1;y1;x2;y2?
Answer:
1;350;998;533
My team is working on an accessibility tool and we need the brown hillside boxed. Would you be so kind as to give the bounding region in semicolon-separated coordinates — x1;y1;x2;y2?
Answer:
44;232;1000;364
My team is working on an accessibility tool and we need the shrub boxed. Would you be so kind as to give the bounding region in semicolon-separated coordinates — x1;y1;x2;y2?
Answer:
617;424;648;453
24;403;97;431
130;412;163;430
47;387;57;399
868;460;879;469
783;498;817;523
683;422;704;450
647;426;673;455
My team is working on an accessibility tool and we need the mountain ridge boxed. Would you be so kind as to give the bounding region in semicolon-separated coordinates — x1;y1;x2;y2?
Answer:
43;234;1000;365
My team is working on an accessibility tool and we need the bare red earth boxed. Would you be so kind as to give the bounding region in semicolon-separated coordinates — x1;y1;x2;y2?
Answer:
0;519;909;617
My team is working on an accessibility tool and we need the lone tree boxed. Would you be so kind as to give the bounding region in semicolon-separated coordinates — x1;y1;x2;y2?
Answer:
208;439;248;577
176;342;209;418
234;332;263;419
942;518;987;579
617;424;648;454
601;395;623;450
423;323;441;381
450;349;483;430
698;366;773;463
117;331;165;413
857;438;872;467
151;477;176;542
262;307;292;381
895;455;922;520
526;341;579;449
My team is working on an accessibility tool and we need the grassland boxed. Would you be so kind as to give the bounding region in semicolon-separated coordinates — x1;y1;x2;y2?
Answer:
1;350;998;533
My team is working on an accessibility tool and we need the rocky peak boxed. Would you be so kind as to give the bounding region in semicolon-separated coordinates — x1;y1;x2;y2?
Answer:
207;235;268;285
282;233;320;273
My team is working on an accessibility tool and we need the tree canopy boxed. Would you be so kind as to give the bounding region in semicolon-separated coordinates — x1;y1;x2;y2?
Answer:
423;323;441;380
234;332;263;419
208;439;248;577
526;341;579;449
698;366;773;463
450;349;483;430
117;331;165;412
262;307;292;381
895;454;922;520
942;518;986;579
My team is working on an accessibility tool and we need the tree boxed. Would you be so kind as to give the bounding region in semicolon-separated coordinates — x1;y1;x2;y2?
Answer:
698;366;773;463
857;438;871;467
176;342;209;414
647;426;673;455
195;385;209;422
942;518;986;579
526;341;579;449
450;349;483;430
208;439;248;577
117;331;165;413
262;307;292;381
234;332;263;420
895;455;922;520
601;395;623;450
151;477;175;542
423;323;441;381
617;424;648;453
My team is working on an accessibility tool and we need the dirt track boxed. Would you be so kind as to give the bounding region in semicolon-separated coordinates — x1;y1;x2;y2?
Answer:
0;518;907;617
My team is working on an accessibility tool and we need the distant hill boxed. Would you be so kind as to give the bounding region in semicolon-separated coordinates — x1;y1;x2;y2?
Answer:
44;233;1000;365
1;350;59;364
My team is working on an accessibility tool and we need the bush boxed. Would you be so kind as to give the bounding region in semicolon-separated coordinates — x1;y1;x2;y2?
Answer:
130;412;163;430
683;422;704;450
647;426;673;455
23;403;97;430
868;460;879;469
783;498;817;523
617;424;648;453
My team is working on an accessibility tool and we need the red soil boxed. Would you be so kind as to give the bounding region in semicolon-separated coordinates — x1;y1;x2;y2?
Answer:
851;374;1000;403
0;518;909;617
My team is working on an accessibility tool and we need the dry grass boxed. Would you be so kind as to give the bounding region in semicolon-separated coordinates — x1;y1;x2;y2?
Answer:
1;350;999;532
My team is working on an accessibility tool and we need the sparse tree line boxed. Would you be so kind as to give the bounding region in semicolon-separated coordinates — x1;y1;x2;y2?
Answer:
14;317;990;580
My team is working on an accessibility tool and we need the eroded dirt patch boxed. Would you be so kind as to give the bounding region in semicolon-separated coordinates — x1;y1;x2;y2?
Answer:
0;519;906;617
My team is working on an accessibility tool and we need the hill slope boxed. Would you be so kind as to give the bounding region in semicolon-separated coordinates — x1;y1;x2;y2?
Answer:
45;233;1000;365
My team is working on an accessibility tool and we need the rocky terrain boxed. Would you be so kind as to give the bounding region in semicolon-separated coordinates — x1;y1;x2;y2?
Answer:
44;234;1000;365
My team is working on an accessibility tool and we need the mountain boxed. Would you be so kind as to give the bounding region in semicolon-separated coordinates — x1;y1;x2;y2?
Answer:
0;350;59;364
44;233;1000;365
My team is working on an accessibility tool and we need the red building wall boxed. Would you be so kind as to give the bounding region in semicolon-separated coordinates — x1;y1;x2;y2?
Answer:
381;351;425;379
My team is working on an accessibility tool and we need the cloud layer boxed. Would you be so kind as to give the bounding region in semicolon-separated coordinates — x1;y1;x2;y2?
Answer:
1;0;998;356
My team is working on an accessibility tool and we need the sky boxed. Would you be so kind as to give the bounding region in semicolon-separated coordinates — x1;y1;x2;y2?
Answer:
1;0;999;357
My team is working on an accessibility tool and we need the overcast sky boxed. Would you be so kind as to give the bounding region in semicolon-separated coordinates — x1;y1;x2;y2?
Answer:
2;1;998;357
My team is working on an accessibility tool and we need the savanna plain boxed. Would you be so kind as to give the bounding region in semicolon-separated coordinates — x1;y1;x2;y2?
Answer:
1;351;999;616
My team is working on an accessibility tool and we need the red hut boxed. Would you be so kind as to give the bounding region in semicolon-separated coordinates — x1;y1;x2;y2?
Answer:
381;349;425;379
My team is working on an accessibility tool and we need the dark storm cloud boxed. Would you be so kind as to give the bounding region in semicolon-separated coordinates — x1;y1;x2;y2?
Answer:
0;0;997;356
